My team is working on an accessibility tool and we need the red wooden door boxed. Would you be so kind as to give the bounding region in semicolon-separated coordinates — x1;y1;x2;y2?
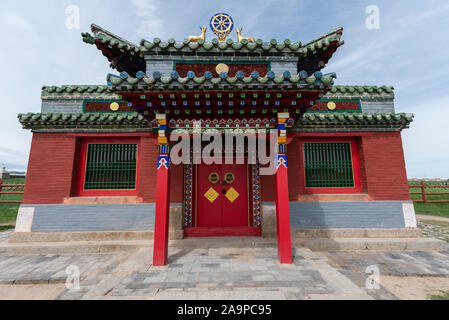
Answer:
221;164;248;227
196;164;248;228
197;164;223;227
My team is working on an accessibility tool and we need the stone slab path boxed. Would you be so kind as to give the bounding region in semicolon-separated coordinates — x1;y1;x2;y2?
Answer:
323;250;449;300
0;230;449;300
417;215;449;223
0;230;13;243
55;247;372;300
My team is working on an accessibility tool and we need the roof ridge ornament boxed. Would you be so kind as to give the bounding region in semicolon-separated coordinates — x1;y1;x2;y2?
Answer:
209;13;234;42
236;27;255;43
188;27;207;43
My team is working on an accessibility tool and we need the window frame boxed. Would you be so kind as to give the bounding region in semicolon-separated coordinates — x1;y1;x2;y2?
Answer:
77;138;140;197
300;138;362;194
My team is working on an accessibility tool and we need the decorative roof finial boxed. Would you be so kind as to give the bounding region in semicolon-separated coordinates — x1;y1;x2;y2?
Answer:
236;27;255;43
210;13;234;42
188;27;207;43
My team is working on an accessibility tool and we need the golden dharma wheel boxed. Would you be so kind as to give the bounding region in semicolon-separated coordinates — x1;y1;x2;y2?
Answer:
210;13;234;42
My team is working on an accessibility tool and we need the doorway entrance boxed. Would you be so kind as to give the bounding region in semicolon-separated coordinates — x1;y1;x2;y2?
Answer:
185;162;260;237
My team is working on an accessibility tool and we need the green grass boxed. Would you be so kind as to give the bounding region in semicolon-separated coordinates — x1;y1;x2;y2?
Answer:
0;178;25;226
409;180;449;218
429;291;449;300
0;225;14;232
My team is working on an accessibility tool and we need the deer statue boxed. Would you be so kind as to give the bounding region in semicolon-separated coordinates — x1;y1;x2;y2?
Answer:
188;27;207;42
236;28;255;43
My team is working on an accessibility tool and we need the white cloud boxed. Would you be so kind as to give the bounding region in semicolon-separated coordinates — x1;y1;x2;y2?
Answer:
397;2;449;27
402;95;449;178
0;145;30;171
131;0;166;39
1;12;34;32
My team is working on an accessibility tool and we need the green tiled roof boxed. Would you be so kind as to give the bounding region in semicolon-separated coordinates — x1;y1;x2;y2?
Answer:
19;112;413;131
140;27;343;56
18;112;149;130
40;84;394;100
82;24;343;58
325;85;395;99
83;24;143;58
295;112;413;131
108;72;336;92
42;85;117;99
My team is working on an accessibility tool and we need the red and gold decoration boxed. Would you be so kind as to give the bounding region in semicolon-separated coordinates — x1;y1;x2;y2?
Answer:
274;112;293;263
154;113;171;266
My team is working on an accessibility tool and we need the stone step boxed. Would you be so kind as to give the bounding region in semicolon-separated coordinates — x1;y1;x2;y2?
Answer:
295;237;448;252
0;240;154;256
0;237;446;256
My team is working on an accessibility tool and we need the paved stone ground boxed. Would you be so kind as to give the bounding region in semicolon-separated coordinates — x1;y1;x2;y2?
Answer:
0;247;449;300
52;247;374;300
0;230;13;243
0;228;449;300
0;253;125;285
323;250;449;300
418;221;449;243
106;248;340;300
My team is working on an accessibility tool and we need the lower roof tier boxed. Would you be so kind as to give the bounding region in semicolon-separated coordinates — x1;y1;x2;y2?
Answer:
18;112;413;132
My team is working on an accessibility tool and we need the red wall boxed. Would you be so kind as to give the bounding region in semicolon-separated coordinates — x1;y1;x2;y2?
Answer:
358;132;410;201
261;132;411;202
23;131;410;205
23;133;185;205
23;133;77;204
137;136;158;202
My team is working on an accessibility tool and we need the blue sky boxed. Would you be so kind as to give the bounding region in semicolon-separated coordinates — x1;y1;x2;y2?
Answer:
0;0;448;178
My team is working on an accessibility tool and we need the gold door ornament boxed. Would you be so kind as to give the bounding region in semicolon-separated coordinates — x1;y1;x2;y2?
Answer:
225;187;240;203
208;172;220;184
224;172;235;184
204;187;220;203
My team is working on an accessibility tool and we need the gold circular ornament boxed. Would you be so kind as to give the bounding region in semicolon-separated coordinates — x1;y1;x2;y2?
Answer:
110;102;120;112
216;63;229;75
224;172;235;184
327;102;337;111
208;172;220;184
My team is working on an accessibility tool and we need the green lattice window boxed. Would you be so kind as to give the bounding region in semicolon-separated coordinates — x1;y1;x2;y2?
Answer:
303;142;355;188
84;144;138;190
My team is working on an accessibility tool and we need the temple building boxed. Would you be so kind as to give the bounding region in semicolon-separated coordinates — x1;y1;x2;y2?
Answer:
15;15;417;265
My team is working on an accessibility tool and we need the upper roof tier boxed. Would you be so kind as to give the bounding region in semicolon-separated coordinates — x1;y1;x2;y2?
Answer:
41;85;395;101
82;24;344;77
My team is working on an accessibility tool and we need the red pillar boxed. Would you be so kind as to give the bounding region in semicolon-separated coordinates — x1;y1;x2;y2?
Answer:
153;113;171;266
153;154;171;266
275;112;292;264
275;154;293;264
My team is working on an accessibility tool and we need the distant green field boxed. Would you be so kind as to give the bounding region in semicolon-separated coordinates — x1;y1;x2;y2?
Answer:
429;291;449;300
0;178;25;225
409;180;449;218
